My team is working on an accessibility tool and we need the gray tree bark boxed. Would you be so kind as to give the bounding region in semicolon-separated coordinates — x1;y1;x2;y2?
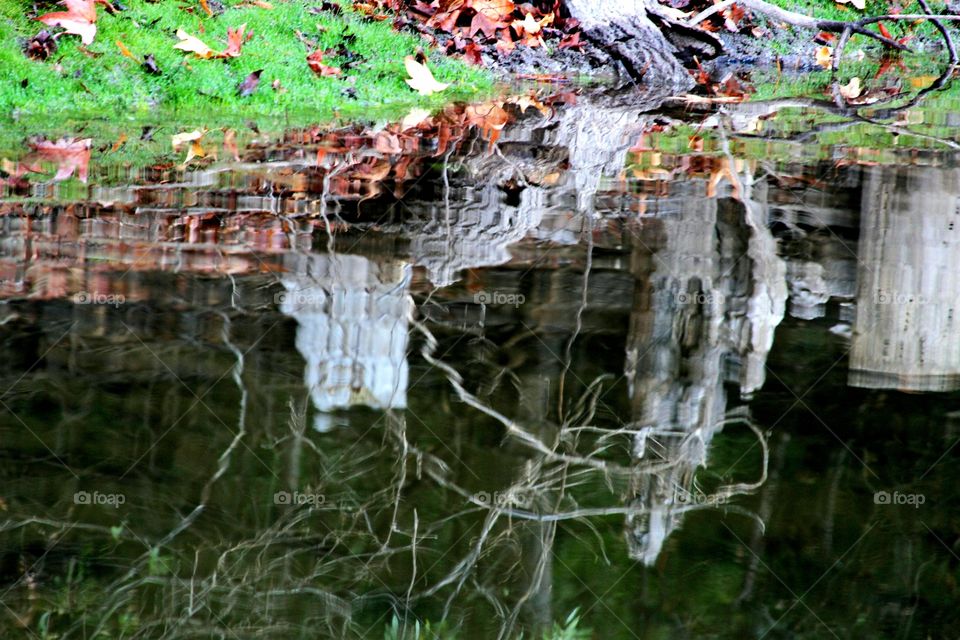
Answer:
563;0;697;91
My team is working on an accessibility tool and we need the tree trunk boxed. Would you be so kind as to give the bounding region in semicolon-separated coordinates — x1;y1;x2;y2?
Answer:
563;0;702;91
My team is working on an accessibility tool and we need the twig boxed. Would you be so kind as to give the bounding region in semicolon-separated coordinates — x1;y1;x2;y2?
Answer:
917;0;958;63
691;0;960;66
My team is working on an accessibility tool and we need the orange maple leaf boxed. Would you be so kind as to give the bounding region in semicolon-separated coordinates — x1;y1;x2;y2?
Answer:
224;24;250;58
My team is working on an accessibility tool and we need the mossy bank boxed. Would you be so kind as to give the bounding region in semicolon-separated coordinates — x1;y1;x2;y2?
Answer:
0;1;492;122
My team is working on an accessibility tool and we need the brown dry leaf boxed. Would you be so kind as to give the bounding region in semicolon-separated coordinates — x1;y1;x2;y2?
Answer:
404;56;449;95
466;102;509;148
37;0;98;45
307;50;342;76
174;29;215;58
171;129;208;165
472;0;514;20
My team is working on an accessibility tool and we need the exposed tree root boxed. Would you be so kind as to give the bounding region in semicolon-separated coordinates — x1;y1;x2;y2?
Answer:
689;0;960;68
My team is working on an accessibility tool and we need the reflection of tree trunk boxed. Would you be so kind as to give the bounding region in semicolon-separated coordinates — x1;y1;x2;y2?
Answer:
279;254;412;430
412;91;664;286
850;165;960;391
623;175;785;564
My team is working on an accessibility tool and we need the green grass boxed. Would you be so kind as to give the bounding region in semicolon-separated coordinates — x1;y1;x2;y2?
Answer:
0;0;493;121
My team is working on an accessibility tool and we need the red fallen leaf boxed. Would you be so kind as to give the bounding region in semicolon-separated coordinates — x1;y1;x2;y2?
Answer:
558;31;582;50
30;137;92;183
814;31;836;44
307;50;342;76
432;9;461;32
224;24;251;58
691;59;710;85
878;22;893;39
463;41;484;65
37;0;99;45
722;3;745;32
874;55;907;78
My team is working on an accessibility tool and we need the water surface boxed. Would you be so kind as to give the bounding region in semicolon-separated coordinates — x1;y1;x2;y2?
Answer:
2;78;960;638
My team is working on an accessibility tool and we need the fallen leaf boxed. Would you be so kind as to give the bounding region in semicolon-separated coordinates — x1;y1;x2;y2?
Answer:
237;69;262;96
473;0;514;21
839;76;862;100
110;133;127;152
172;129;208;165
143;54;161;75
174;28;215;58
116;40;138;61
519;13;542;35
223;129;240;161
30;137;92;183
837;0;865;9
401;107;431;129
224;24;250;58
878;22;893;39
37;0;98;45
307;50;342;76
815;46;833;69
404;56;449;95
24;30;58;60
558;32;582;50
200;0;213;17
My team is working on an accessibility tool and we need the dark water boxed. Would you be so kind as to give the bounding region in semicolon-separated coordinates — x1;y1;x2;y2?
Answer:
2;83;960;639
